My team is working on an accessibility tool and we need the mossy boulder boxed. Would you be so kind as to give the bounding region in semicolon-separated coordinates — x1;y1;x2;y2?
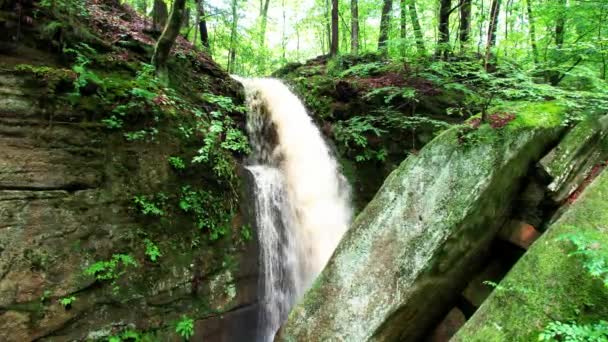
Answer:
276;104;566;342
453;169;608;341
539;114;608;203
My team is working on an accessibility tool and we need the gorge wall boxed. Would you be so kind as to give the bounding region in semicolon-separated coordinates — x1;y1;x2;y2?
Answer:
0;1;260;340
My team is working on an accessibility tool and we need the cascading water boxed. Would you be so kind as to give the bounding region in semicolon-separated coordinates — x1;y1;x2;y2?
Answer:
237;77;352;341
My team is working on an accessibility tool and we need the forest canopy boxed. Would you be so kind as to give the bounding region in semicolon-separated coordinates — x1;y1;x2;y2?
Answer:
111;0;608;84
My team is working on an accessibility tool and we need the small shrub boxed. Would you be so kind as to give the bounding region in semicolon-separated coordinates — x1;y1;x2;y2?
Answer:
144;239;162;262
133;194;167;217
539;320;608;341
83;254;138;293
175;316;195;340
168;156;186;170
59;296;76;308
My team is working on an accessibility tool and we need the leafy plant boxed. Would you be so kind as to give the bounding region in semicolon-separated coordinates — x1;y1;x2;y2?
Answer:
59;296;76;308
192;101;250;180
179;186;233;240
83;254;138;293
144;239;162;262
40;290;52;303
558;231;608;288
168;156;186;170
240;224;253;242
338;62;388;78
175;316;195;340
133;194;167;217
538;320;608;341
63;43;104;98
108;329;152;342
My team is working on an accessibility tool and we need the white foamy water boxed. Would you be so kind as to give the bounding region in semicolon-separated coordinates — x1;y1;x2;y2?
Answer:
237;77;352;341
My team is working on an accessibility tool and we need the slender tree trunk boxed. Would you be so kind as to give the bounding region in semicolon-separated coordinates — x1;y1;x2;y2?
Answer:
152;0;186;82
478;0;484;54
259;0;270;47
400;0;407;56
281;0;286;61
459;0;472;47
152;0;168;32
407;0;425;54
330;0;339;56
503;0;512;57
555;0;566;49
549;0;566;85
326;0;331;53
600;7;607;80
484;0;501;70
378;0;393;53
228;0;239;73
436;0;451;58
351;0;359;54
526;0;538;65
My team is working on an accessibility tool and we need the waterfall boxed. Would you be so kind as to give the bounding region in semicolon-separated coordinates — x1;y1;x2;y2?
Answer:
237;77;352;341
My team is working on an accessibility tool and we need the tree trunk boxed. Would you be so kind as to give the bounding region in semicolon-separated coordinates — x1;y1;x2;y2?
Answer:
407;0;425;54
526;0;538;65
259;0;270;47
554;0;566;49
459;0;472;47
228;0;239;72
436;0;451;58
378;0;393;53
281;0;286;61
152;0;186;82
400;0;407;56
351;0;359;54
326;0;331;54
152;0;168;32
330;0;339;56
484;0;501;71
197;0;210;50
547;0;567;85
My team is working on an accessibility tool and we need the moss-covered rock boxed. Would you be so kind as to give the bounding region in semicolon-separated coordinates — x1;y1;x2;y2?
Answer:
539;114;608;203
452;169;608;342
276;104;566;342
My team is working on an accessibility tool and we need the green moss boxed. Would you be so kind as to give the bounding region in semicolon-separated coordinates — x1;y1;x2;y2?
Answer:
454;171;608;342
503;101;566;129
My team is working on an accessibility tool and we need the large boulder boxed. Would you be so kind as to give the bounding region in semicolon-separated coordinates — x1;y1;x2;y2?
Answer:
538;114;608;203
452;168;608;341
277;104;566;341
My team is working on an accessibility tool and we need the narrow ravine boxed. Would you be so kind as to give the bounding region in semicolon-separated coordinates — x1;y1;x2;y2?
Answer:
237;77;353;341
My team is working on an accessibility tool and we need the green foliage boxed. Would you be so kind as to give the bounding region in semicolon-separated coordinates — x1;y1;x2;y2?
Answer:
64;43;104;98
240;224;253;242
193;94;250;180
337;62;388;78
363;86;417;104
39;290;52;303
179;186;233;240
538;320;608;342
107;329;157;342
168;156;187;170
38;0;89;18
143;239;162;262
558;231;608;288
124;128;159;142
333;116;387;162
133;194;167;217
84;254;138;293
175;316;195;340
59;296;76;307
